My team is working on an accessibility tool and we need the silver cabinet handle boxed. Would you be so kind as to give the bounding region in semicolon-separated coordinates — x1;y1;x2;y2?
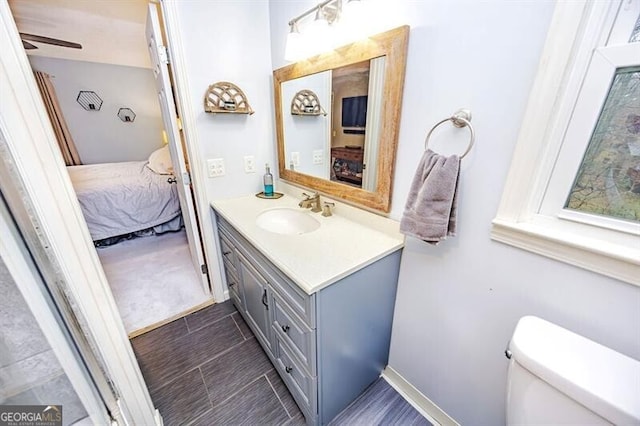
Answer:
262;289;269;310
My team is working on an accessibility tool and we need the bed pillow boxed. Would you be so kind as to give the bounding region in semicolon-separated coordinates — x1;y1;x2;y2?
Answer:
147;146;174;175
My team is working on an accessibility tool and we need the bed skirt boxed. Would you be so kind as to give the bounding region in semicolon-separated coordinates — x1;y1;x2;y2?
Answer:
94;214;184;248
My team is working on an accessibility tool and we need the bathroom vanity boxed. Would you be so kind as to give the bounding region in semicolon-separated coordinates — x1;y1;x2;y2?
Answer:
212;193;404;425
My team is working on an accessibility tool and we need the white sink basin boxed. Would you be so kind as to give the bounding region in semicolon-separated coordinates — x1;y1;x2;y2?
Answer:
256;208;320;235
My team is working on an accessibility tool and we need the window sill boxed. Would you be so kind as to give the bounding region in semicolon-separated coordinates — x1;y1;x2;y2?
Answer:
491;217;640;287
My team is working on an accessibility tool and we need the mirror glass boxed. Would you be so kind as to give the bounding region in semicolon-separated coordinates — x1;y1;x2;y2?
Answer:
274;26;409;212
281;58;385;192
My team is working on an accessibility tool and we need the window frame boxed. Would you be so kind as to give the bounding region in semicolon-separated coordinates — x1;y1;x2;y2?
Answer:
543;45;640;235
491;0;640;287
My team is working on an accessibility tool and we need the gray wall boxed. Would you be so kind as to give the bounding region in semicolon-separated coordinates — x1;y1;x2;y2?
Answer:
29;56;164;164
268;1;640;424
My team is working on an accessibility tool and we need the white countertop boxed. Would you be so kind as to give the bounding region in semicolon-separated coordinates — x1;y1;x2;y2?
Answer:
211;190;404;295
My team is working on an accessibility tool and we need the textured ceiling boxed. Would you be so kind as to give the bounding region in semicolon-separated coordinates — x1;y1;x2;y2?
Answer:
8;0;152;69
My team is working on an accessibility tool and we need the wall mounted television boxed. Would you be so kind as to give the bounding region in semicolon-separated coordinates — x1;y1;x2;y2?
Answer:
341;96;368;134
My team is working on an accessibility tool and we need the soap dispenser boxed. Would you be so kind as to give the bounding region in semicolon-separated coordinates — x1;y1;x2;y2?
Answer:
263;163;274;196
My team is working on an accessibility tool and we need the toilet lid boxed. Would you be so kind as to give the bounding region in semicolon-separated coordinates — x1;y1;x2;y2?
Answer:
509;316;640;425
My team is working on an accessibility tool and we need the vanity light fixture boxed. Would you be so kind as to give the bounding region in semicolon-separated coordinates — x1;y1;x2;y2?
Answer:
339;0;367;44
284;0;368;62
284;22;303;62
306;5;333;56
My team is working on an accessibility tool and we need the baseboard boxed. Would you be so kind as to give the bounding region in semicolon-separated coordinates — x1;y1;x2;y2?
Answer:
381;366;460;426
154;409;163;426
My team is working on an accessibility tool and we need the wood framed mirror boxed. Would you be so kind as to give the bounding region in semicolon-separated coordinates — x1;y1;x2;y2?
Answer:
273;25;409;213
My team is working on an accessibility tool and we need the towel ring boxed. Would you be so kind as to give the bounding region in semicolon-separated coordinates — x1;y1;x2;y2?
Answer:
424;109;475;159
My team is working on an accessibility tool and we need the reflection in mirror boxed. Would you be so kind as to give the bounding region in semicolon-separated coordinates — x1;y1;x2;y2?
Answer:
282;59;386;192
282;71;332;180
274;26;409;212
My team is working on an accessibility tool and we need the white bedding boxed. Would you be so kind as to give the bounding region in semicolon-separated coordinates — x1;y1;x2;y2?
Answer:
67;161;181;241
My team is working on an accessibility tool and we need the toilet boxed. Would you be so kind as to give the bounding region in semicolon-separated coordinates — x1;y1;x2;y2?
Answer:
505;316;640;425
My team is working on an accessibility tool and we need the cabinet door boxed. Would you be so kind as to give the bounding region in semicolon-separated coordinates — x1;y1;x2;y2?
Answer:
237;251;272;352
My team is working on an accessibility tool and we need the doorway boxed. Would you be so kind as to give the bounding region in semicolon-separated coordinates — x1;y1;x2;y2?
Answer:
7;0;213;336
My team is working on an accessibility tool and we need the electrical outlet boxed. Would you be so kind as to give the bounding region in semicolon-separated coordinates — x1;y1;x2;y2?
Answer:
243;156;256;173
291;152;300;166
312;149;323;165
207;158;225;177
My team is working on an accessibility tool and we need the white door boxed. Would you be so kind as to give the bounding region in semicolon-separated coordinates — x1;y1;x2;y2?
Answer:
146;4;209;294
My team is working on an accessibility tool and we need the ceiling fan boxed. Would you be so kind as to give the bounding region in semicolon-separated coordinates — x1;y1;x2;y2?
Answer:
20;33;82;50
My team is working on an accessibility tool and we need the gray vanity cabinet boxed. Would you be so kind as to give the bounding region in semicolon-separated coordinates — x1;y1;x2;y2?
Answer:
237;251;272;352
215;214;401;425
219;231;243;310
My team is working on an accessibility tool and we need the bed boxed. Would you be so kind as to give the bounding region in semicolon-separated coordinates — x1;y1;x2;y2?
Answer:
67;157;182;245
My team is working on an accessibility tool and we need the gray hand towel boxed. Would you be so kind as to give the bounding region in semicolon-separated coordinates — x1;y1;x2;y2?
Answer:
400;149;460;245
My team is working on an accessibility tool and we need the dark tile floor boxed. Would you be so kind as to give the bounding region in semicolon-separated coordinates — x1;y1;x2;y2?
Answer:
131;300;429;426
329;378;432;426
131;301;304;426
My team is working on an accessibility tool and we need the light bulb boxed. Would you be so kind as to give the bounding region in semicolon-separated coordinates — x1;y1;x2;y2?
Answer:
306;7;333;56
337;0;368;46
284;22;303;62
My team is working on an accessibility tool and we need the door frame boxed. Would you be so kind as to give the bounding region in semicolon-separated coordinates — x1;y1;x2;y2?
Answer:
159;0;227;302
146;2;211;296
0;196;110;426
0;3;159;424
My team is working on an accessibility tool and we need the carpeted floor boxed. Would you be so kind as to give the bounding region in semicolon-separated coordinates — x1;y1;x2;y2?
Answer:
97;230;211;333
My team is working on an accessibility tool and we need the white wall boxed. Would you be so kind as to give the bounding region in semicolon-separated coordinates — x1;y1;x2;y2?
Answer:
173;1;275;202
269;1;640;424
28;57;163;164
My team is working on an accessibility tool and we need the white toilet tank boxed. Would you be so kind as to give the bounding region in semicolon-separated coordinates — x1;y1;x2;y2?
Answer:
506;316;640;425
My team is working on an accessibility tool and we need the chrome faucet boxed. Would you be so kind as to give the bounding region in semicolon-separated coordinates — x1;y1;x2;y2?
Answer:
299;192;322;212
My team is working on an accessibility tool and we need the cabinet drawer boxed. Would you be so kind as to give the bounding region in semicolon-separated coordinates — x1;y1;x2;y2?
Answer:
332;148;363;162
225;268;243;310
218;231;238;276
265;266;316;329
342;151;362;161
272;293;316;375
275;335;317;416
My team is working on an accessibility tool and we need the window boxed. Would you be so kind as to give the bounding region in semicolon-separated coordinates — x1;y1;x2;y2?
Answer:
565;66;639;222
492;0;640;286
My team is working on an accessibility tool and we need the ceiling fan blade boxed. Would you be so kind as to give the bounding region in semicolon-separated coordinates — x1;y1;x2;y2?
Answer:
22;40;38;50
20;33;82;49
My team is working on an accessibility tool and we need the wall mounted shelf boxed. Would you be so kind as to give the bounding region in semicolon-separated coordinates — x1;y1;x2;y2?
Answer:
204;81;254;115
76;91;102;111
291;89;326;116
117;107;136;122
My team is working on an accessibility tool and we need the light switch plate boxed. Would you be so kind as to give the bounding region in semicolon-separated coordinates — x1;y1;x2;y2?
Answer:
243;156;255;173
207;158;225;177
291;152;300;166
